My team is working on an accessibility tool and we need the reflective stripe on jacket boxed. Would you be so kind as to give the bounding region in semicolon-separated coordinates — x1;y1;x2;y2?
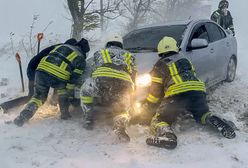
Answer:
91;48;135;84
165;59;206;97
146;53;206;104
37;44;84;81
100;48;135;74
92;66;133;84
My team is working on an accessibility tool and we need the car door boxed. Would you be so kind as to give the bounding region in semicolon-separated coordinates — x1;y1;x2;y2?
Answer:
184;23;217;85
205;22;229;81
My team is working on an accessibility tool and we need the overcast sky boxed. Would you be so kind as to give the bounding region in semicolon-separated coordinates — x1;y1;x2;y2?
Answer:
0;0;246;48
0;0;71;46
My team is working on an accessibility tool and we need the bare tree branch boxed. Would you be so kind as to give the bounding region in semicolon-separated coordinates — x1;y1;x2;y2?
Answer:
120;0;156;31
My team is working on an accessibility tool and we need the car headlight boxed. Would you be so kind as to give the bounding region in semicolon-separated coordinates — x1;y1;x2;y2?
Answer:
136;74;151;87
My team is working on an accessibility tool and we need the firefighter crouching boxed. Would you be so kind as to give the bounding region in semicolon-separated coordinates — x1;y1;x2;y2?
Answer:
141;36;236;149
14;38;90;127
80;34;136;142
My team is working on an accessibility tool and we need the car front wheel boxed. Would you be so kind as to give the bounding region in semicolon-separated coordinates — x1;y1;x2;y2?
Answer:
225;57;236;82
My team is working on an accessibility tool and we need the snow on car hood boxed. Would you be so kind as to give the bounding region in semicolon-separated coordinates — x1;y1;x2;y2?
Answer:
132;52;159;75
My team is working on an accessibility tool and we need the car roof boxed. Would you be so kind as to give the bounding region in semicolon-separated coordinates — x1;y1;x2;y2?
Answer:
131;19;213;31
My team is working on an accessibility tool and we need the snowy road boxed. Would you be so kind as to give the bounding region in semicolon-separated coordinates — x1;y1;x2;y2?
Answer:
0;73;248;168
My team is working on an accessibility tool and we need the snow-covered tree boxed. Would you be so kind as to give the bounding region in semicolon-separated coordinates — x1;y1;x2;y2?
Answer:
151;0;211;23
120;0;157;31
67;0;122;39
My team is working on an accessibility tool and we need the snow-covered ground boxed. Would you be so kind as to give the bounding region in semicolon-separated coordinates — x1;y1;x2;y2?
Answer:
0;46;248;168
0;74;248;168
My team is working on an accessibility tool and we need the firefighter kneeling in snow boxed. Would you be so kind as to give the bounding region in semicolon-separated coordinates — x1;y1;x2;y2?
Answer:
141;36;236;149
14;38;90;126
80;34;136;142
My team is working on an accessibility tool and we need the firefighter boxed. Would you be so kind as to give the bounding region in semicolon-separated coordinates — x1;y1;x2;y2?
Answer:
80;34;136;142
141;36;236;149
27;38;78;98
0;39;77;114
13;38;90;127
211;0;235;35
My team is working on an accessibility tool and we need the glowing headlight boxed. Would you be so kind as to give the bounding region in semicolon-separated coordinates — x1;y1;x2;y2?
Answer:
136;74;151;87
135;102;141;108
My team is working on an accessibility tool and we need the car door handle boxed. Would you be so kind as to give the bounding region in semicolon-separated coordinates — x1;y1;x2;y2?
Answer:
210;48;214;53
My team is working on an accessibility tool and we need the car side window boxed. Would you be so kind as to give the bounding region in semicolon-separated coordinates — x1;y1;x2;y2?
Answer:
218;26;226;39
206;23;226;43
190;25;209;43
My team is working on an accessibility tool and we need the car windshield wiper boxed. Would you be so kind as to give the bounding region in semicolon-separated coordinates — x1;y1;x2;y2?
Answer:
125;47;156;52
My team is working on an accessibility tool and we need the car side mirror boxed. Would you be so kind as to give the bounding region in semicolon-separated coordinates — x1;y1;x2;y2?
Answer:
189;38;208;50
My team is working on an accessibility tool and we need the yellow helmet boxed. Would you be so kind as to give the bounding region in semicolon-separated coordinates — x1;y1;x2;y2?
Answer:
157;36;179;55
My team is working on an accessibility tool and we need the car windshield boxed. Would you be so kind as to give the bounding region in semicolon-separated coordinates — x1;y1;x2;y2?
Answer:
123;25;187;52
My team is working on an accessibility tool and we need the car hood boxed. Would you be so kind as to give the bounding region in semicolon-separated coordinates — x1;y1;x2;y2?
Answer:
132;52;159;75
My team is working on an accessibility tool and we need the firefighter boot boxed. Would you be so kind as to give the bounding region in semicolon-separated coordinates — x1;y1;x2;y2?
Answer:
206;115;236;139
60;108;72;120
14;103;38;127
82;108;94;130
14;115;26;127
146;126;177;149
58;96;71;120
14;109;33;127
113;115;130;142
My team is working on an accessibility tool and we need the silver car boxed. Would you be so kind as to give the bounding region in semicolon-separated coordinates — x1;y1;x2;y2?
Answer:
123;19;237;97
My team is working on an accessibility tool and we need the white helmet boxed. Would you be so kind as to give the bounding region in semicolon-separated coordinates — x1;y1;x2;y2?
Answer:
105;33;123;48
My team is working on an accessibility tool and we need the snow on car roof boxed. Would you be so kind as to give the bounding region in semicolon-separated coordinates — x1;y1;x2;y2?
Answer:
136;20;192;29
134;19;212;30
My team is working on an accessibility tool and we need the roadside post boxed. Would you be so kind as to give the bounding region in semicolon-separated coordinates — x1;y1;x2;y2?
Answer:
37;33;44;54
15;53;25;92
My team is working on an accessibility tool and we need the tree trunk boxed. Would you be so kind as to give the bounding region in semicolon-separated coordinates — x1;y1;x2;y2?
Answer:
100;0;104;31
67;0;83;39
72;23;83;40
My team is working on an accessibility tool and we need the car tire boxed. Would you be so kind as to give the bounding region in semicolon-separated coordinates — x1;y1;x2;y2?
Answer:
225;57;236;82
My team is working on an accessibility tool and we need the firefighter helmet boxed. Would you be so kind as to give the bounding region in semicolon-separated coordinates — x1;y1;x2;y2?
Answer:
219;0;229;9
105;33;123;48
157;36;179;55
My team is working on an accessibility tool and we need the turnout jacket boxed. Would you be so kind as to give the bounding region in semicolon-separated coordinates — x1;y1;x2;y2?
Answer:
37;44;86;86
146;53;206;104
90;46;136;85
211;9;234;34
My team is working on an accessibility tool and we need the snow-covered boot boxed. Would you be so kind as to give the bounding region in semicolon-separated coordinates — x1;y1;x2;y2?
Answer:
14;102;39;127
58;96;71;120
83;118;94;130
82;107;94;130
146;126;177;149
113;115;130;142
206;115;236;139
14;115;26;127
113;126;130;142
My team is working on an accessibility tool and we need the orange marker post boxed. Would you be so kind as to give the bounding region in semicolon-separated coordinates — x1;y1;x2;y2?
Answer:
15;53;25;92
37;33;44;54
